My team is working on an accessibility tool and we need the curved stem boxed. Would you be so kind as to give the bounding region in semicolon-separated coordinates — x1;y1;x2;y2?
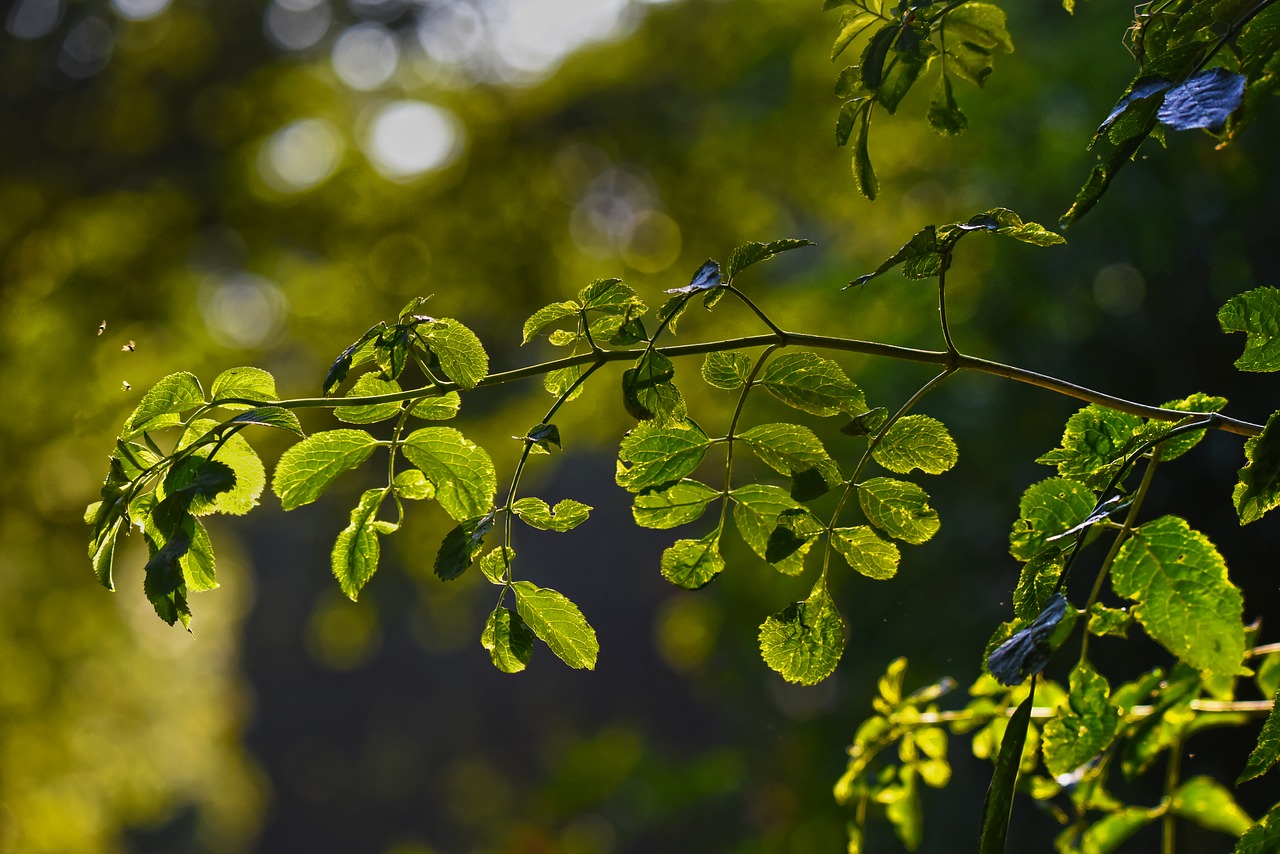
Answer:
718;345;783;532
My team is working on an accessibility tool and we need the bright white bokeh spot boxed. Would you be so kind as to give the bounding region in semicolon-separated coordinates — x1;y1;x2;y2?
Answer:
199;273;289;349
259;118;344;193
331;23;400;90
364;101;463;180
415;2;484;66
111;0;171;22
58;15;114;78
264;0;331;51
7;0;63;39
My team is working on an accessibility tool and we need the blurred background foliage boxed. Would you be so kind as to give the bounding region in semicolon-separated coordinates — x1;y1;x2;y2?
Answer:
3;0;1280;851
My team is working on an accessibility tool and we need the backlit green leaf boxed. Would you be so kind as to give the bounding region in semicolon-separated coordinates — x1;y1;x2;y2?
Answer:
544;365;586;401
401;427;497;521
409;391;461;421
434;513;494;581
632;479;720;529
1237;687;1280;784
331;488;386;601
1078;806;1160;854
578;277;644;314
1172;776;1253;836
228;406;304;436
124;371;204;437
616;420;710;493
1219;287;1280;370
334;374;403;424
1234;803;1280;853
182;517;217;592
660;530;725;589
1043;661;1120;777
725;239;815;280
852;101;877;200
1112;515;1247;678
175;421;265;516
209;366;277;409
420;318;489;389
760;350;866;416
759;581;844;685
512;580;598;670
1036;406;1144;489
622;351;686;423
731;483;822;574
738;422;840;481
522;301;580;345
858;477;940;545
511;497;591;532
90;516;123;590
702;351;752;390
482;606;535;673
392;469;434;501
1009;477;1096;561
273;429;379;511
1235;410;1280;524
873;415;957;475
831;526;901;579
479;546;514;585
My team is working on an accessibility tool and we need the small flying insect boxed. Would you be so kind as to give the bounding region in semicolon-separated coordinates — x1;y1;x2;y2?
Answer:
121;380;132;391
121;340;136;352
98;320;107;335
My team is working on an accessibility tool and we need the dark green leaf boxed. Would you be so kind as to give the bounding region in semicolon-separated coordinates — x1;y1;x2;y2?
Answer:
860;24;897;90
928;74;968;135
527;423;561;450
1234;803;1280;853
512;580;598;669
228;406;304;436
1112;515;1247;678
482;606;535;673
1237;687;1280;784
323;325;382;395
1219;287;1280;371
851;101;878;200
849;225;939;287
831;7;880;60
841;407;889;436
272;429;379;511
660;530;725;589
858;477;940;544
1235;412;1280;524
173;422;265;517
373;324;410;380
433;512;495;581
622;351;686;423
758;582;844;685
978;690;1034;854
401;427;497;521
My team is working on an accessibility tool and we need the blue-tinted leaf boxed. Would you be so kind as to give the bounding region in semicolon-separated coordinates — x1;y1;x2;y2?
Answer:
987;594;1068;686
665;259;722;294
1157;67;1246;130
1098;77;1174;134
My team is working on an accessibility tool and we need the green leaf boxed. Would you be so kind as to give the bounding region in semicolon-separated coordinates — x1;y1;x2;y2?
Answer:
420;318;489;389
849;225;941;287
759;582;844;685
333;374;403;424
622;351;686;423
511;580;598;670
1111;515;1248;679
162;457;237;506
616;420;711;494
1171;776;1254;836
831;526;901;580
1009;477;1096;561
830;7;880;61
757;581;839;686
942;3;1014;53
373;324;411;380
482;606;535;673
928;74;968;135
401;427;497;521
1141;392;1228;462
851;100;877;200
410;391;462;421
209;366;278;409
1043;661;1120;778
725;239;815;280
873;415;958;475
323;325;381;395
544;365;586;401
90;516;123;590
860;23;897;90
731;483;822;574
759;351;866;416
522;301;580;345
1237;687;1280;784
1086;603;1134;638
578;277;645;315
702;351;752;390
479;546;514;585
738;422;841;482
182;517;217;592
433;513;495;580
1235;410;1280;523
1036;406;1144;489
660;530;725;589
331;488;387;601
631;479;720;529
978;691;1034;854
511;497;591;532
124;371;205;437
547;329;577;346
1234;803;1280;853
175;422;265;516
1078;806;1160;854
392;469;434;501
858;477;940;545
272;429;379;511
228;406;304;436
